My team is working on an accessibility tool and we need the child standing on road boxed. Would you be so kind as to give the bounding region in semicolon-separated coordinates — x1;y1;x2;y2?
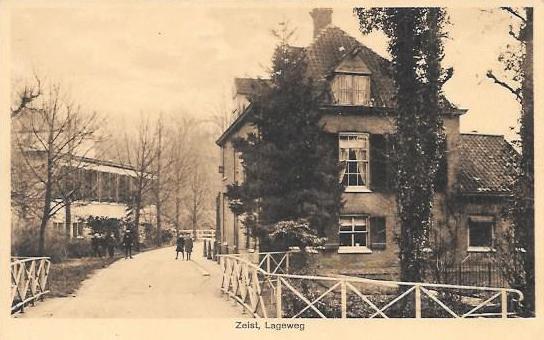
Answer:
175;236;185;260
184;237;193;261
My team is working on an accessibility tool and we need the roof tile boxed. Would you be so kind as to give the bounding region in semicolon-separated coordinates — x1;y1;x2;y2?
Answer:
457;134;518;195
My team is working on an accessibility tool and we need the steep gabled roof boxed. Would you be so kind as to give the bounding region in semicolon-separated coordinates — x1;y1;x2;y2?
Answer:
457;134;518;195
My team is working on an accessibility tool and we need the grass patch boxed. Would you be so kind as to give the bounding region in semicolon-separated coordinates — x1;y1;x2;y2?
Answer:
47;256;122;298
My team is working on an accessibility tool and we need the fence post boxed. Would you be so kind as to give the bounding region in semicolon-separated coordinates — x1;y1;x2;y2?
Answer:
341;280;347;318
285;253;290;274
415;284;421;318
203;239;207;257
501;290;508;318
487;262;492;287
266;255;271;273
276;277;282;318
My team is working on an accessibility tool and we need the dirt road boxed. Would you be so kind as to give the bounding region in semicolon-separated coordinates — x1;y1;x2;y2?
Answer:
17;243;245;318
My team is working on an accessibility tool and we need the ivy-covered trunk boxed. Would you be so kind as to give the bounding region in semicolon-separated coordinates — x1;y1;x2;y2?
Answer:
356;8;449;283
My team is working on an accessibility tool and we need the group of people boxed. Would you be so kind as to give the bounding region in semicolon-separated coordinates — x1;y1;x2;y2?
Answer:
90;229;135;260
175;235;193;260
90;232;116;258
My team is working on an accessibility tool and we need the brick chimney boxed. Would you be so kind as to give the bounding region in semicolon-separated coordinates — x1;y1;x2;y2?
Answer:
310;8;332;38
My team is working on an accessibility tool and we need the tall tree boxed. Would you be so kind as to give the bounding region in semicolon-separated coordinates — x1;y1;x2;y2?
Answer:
12;82;99;255
355;8;450;282
487;7;534;315
226;23;343;249
152;114;165;246
163;117;194;236
118;117;156;250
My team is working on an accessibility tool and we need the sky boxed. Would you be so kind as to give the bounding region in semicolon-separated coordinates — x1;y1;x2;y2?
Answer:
10;5;522;141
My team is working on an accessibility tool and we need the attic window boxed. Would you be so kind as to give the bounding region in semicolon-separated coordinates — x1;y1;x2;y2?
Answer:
331;74;370;105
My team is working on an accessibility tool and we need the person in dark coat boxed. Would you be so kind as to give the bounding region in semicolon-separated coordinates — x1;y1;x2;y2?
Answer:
175;236;185;260
97;233;106;258
105;233;115;258
184;237;193;261
91;233;100;257
123;229;133;259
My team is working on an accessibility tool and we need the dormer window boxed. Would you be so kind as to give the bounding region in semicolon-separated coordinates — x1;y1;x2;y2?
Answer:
330;50;372;106
331;74;371;105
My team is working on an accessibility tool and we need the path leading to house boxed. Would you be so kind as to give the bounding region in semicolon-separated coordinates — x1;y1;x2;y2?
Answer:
16;242;245;318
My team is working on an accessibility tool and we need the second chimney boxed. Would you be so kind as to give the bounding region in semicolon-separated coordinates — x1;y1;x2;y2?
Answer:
310;8;333;38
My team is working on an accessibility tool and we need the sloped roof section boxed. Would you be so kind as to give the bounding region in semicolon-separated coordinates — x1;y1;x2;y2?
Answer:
457;134;519;195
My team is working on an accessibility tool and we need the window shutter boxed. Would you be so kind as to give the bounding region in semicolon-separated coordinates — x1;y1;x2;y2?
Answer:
369;134;387;191
370;216;386;250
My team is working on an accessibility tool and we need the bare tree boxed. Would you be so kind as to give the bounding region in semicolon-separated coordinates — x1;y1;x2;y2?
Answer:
486;7;534;315
187;160;208;239
162;116;195;237
11;75;42;118
118;117;157;250
12;82;99;255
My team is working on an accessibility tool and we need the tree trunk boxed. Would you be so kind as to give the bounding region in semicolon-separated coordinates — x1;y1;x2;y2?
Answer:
65;199;72;239
519;7;534;315
175;196;180;237
134;183;142;251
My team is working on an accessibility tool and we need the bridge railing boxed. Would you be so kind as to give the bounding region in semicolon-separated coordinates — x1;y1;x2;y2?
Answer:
11;256;51;313
218;252;524;319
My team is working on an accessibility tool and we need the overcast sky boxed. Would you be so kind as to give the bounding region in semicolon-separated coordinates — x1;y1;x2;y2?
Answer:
10;5;521;141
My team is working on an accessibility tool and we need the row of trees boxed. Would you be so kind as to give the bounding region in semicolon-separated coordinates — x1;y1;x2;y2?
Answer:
11;77;218;257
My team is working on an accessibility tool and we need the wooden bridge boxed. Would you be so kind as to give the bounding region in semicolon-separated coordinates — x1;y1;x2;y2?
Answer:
217;251;524;318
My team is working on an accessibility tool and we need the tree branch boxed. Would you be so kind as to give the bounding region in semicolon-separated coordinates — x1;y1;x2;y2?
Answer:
501;7;527;23
486;70;522;102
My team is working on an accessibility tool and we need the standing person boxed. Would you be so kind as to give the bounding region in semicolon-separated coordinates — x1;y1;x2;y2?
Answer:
106;232;115;258
175;235;185;260
97;233;105;258
184;236;193;261
123;229;133;259
91;233;100;257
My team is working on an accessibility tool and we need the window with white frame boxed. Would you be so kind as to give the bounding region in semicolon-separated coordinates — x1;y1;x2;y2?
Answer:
339;215;370;252
468;216;495;252
72;222;84;238
339;133;369;190
331;74;371;105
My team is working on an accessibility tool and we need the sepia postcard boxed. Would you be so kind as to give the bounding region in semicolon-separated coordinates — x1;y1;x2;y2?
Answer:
0;0;542;339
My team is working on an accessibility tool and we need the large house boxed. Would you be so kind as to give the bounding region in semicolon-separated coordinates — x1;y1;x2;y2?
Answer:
215;8;518;277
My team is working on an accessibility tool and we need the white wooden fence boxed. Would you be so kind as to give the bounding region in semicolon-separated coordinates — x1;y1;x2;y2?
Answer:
218;252;524;318
11;256;51;313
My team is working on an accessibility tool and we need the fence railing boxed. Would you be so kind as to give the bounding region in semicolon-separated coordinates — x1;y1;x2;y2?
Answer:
218;253;524;319
11;256;51;313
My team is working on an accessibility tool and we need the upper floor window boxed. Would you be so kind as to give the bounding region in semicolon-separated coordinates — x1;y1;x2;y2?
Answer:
331;74;370;105
339;133;369;191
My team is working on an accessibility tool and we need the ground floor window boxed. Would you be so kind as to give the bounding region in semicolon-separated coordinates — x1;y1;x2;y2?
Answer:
338;215;371;253
73;222;84;238
468;216;495;252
